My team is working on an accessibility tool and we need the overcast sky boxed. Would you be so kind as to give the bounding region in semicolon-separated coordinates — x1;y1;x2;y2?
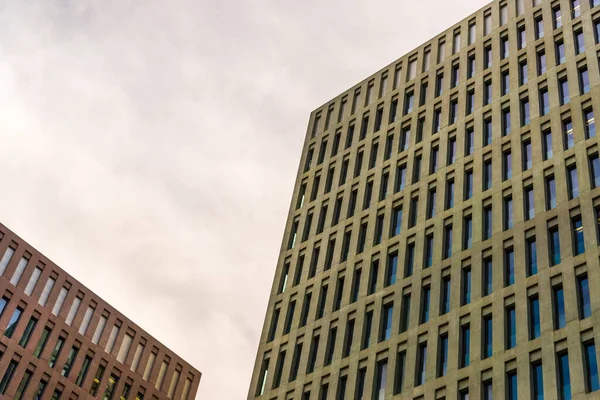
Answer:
0;0;489;398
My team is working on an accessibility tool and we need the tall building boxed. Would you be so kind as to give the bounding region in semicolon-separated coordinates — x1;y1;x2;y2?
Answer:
0;222;201;399
250;0;600;398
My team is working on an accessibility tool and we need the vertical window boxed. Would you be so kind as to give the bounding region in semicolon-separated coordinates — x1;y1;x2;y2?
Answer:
504;196;513;230
441;276;451;314
369;260;379;295
416;342;427;386
306;335;320;373
464;170;473;199
532;362;544;400
467;90;475;115
361;311;372;349
483;118;492;146
503;151;512;180
501;36;509;59
553;285;566;329
400;294;411;333
420;286;431;324
502;108;511;136
433;108;442;133
535;16;544;39
507;370;518;400
580;66;590;94
543;130;553;160
345;124;354;149
419;82;428;106
468;55;476;78
404;91;414;115
391;206;402;237
316;284;328;319
350;268;361;303
483;205;492;240
537;50;547;75
540;86;549;115
585;108;596;139
527;237;538;276
483;257;493;296
578;274;592;319
435;73;444;97
400;127;411;152
462;268;472;305
14;369;31;400
370;218;380;248
409;197;418;228
404;244;415;278
4;307;22;338
483;159;492;190
554;6;563;28
386;252;398;286
255;357;269;396
0;360;18;394
460;324;470;368
380;303;393;341
567;165;579;199
39;277;55;307
546;175;557;209
504;248;515;286
469;23;476;44
502;70;510;95
556;40;566;64
559;78;570;105
62;346;78;377
395;164;406;192
572;215;585;255
483;314;493;358
549;226;561;265
48;336;65;368
19;317;37;348
518;26;526;49
443;225;452;259
445;179;454;209
525;185;535;221
521;97;530;126
438;334;449;377
575;30;585;54
463;215;473;249
374;360;388;399
324;327;336;366
506;305;516;349
430;147;439;174
425;234;434;268
33;326;51;357
557;352;571;400
451;64;460;88
529;294;541;339
519;60;528;85
573;0;581;17
522;140;532;170
584;341;600;392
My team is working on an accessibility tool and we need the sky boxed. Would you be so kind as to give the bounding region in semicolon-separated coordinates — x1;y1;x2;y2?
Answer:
0;0;489;398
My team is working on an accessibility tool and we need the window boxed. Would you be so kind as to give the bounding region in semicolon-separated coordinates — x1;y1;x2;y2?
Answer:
554;6;563;28
419;82;428;106
535;16;544;39
463;215;472;249
464;170;473;199
575;30;585;54
462;268;471;305
502;108;511;136
433;108;442;133
417;117;425;142
559;78;570;105
449;99;458;125
443;225;452;259
466;128;474;156
438;334;448;377
469;23;476;45
529;294;541;339
484;79;492;104
407;60;417;81
501;36;509;59
451;64;459;88
573;0;581;17
405;243;414;278
409;197;418;227
584;341;600;392
438;41;446;63
546;176;556;209
567;165;579;199
483;118;492;146
543;130;553;160
549;226;561;265
62;346;78;377
532;362;544;400
404;91;414;115
2;306;22;339
49;336;65;368
483;159;492;191
362;181;373;210
467;90;475;115
460;324;470;368
537;50;546;75
483;258;493;296
525;186;535;222
556;40;566;64
557;352;571;400
446;179;454;210
580;66;590;94
0;360;17;394
283;300;296;334
504;196;513;231
468;55;476;78
564;118;574;149
18;317;37;348
507;370;518;400
400;127;410;152
306;335;320;373
425;234;434;268
343;319;354;357
435;73;444;97
447;137;456;165
585;108;596;138
527;237;538;275
427;188;436;220
506;305;516;349
518;26;526;49
374;360;388;399
400;294;411;333
361;311;372;349
316;284;328;319
521;98;530;126
539;86;549;115
503;151;512;180
368;260;379;295
24;267;41;296
483;314;493;358
386;252;398;286
430;147;439;174
345;124;354;149
523;140;532;170
14;369;31;400
553;285;566;329
505;248;515;286
519;60;528;85
572;215;585;255
578;275;592;319
391;206;402;237
324;327;336;366
591;154;600;188
420;286;431;324
441;276;451;314
360;114;369;140
596;18;600;43
380;303;393;341
33;326;51;357
483;205;492;240
395;164;406;192
416;342;427;386
502;70;510;95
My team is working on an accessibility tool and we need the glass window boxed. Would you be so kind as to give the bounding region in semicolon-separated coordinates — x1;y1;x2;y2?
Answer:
507;370;518;400
4;307;22;338
503;151;512;180
462;268;472;305
506;305;516;349
420;286;430;324
543;130;553;160
483;257;493;296
416;342;427;386
483;118;492;146
532;362;544;400
572;215;585;255
460;324;470;368
527;237;538;276
540;86;550;115
505;248;515;286
546;176;557;210
463;215;473;249
530;295;541;339
554;285;566;329
521;98;530;126
386;252;398;286
584;341;600;392
568;165;579;199
538;50;547;74
381;303;393;341
578;275;592;319
558;352;572;400
559;78;570;105
438;334;448;377
483;314;493;358
556;40;566;64
425;234;434;268
585;109;596;139
549;226;561;265
441;276;451;314
580;66;590;94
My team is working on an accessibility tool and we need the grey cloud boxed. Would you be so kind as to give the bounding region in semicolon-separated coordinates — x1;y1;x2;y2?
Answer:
0;0;488;398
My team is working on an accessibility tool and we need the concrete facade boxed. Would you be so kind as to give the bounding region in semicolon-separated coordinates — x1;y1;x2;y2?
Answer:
249;0;600;399
0;222;201;399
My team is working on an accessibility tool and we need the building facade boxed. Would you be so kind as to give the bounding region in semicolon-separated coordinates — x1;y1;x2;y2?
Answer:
0;222;201;399
249;0;600;398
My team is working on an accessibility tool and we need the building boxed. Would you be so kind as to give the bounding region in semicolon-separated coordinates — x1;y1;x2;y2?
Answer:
249;0;600;398
0;222;201;399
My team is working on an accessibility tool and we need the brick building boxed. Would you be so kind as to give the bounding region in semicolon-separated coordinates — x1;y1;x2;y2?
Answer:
0;222;201;399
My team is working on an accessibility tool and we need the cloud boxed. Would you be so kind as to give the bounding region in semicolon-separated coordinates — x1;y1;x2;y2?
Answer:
0;0;489;398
